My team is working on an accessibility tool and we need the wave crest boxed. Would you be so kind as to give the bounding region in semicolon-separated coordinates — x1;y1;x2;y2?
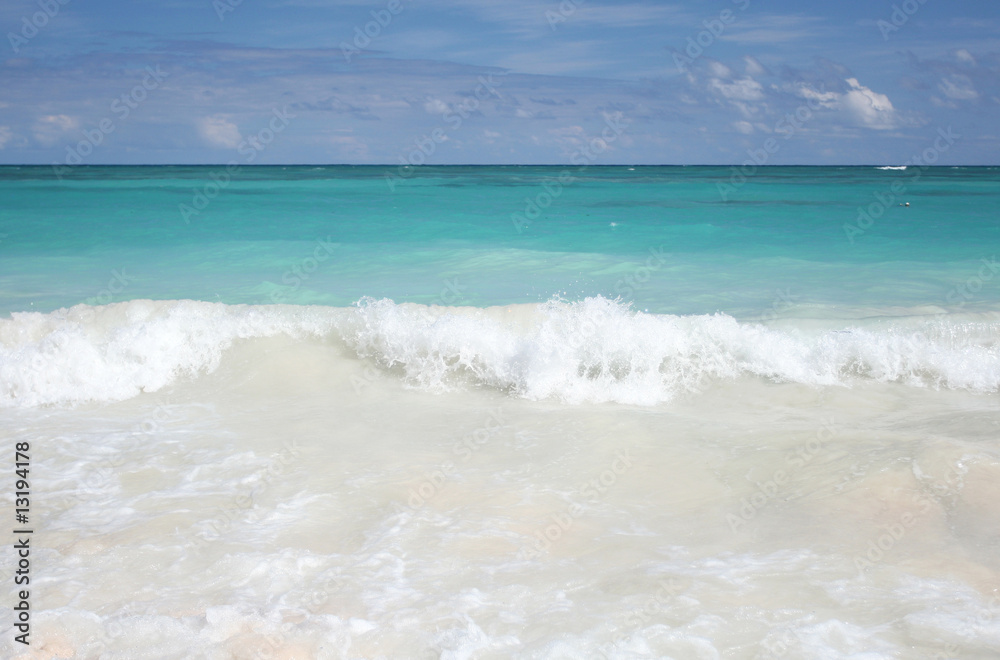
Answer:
2;297;998;408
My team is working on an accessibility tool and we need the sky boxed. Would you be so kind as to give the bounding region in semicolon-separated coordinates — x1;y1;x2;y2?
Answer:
0;0;998;165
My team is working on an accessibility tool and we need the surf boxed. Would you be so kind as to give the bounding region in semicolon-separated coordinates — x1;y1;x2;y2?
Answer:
3;296;999;408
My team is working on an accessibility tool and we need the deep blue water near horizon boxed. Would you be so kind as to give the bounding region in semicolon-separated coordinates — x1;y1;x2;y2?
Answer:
1;164;998;318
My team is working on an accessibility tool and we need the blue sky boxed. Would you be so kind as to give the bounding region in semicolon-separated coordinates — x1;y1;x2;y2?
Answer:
1;0;997;165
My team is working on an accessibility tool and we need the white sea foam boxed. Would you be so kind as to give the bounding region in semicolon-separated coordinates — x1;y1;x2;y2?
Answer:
2;296;998;407
0;300;340;407
876;166;908;170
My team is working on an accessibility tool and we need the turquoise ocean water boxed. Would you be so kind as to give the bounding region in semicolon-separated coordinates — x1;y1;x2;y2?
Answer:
2;165;998;316
1;166;999;658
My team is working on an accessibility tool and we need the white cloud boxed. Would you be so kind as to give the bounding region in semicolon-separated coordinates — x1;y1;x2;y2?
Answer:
197;115;242;149
793;84;839;109
733;121;754;135
707;61;732;78
32;115;78;146
938;74;978;100
954;49;976;65
841;78;898;130
423;98;449;115
0;126;12;149
709;77;764;101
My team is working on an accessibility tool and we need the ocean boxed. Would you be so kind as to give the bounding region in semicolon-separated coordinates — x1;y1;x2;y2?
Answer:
1;164;999;658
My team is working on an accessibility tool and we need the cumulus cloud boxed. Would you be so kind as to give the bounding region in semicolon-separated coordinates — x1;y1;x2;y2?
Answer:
32;115;78;146
841;78;898;130
197;115;242;149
